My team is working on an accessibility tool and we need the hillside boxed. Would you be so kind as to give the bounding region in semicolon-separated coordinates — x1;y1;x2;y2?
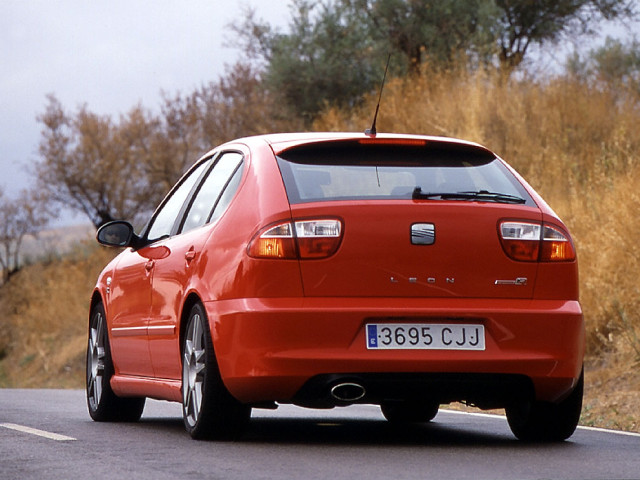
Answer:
0;238;638;431
19;223;95;263
314;69;640;430
0;240;115;388
1;70;639;432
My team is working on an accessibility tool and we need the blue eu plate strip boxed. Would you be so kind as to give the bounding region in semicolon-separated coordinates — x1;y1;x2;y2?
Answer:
367;324;378;348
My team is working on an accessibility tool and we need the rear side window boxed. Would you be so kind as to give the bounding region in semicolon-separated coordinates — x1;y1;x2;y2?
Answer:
277;140;534;206
180;152;243;233
146;159;212;242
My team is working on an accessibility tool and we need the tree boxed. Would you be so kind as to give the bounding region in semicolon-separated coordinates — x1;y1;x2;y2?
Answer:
36;95;161;229
590;36;640;92
495;0;637;75
351;0;636;75
232;0;637;122
35;64;297;229
349;0;500;70
0;188;49;283
232;0;383;125
149;91;204;195
567;36;640;96
194;62;299;144
231;0;500;121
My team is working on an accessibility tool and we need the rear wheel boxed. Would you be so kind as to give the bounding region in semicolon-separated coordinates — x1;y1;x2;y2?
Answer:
182;303;251;440
381;400;439;423
86;302;145;422
506;370;583;442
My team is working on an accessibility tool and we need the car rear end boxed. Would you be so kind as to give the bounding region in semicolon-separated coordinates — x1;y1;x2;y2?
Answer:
213;134;584;415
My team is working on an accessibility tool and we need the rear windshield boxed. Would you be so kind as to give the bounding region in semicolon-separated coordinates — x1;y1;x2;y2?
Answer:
277;140;535;206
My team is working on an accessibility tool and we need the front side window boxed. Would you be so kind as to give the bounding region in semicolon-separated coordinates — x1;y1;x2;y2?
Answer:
277;140;534;206
146;159;211;242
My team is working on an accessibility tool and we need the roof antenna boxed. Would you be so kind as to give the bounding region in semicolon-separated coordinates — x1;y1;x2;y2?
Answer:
365;53;391;137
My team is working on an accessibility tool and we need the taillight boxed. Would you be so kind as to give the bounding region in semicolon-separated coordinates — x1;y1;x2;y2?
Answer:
499;221;575;262
248;219;343;259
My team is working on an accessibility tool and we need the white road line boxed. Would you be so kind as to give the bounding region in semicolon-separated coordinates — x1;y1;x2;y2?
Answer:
0;423;76;441
577;425;640;438
441;409;640;438
441;409;506;420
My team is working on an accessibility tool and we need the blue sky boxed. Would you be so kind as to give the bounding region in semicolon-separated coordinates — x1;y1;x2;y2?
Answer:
0;0;290;225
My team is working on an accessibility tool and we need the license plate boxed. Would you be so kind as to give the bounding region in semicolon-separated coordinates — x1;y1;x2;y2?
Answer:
366;323;485;350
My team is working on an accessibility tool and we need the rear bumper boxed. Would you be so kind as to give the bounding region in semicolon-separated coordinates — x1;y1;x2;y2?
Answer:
205;297;584;406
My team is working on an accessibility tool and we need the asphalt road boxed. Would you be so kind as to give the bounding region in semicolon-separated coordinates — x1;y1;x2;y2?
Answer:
1;389;639;480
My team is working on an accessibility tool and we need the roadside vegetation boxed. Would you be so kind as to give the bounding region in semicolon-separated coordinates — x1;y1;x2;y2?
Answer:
316;68;640;431
1;0;639;432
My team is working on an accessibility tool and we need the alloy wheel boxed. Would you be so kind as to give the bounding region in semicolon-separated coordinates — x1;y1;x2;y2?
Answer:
183;312;207;428
87;311;106;412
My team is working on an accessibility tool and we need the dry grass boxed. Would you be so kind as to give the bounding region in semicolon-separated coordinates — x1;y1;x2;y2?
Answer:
0;242;115;388
1;68;639;432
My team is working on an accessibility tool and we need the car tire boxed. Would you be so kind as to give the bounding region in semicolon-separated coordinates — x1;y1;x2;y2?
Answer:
86;302;145;422
381;400;439;423
506;369;584;442
182;303;251;440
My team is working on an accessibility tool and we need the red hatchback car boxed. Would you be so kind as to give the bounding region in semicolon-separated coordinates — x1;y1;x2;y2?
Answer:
87;132;584;441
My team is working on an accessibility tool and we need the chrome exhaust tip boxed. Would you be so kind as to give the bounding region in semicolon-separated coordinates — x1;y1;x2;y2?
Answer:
330;383;366;403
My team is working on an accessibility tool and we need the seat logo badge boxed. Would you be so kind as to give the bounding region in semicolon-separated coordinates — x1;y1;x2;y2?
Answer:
411;223;435;245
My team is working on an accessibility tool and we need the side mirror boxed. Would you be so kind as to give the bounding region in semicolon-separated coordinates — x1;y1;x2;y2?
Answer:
96;221;138;248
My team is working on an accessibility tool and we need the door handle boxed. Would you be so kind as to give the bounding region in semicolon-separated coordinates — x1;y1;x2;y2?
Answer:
145;260;155;272
185;248;196;263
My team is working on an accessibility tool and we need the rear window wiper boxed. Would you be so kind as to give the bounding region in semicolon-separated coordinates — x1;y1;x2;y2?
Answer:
412;187;526;204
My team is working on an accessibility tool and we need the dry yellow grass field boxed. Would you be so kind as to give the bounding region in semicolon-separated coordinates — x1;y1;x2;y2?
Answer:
0;244;115;388
0;69;638;431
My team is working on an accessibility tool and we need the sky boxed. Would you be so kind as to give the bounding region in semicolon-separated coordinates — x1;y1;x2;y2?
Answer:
0;0;290;225
1;1;635;227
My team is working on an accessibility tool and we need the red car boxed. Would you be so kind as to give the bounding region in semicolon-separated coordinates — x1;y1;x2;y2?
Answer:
87;132;584;441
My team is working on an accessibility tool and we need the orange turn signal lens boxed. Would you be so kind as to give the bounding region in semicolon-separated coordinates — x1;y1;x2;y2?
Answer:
247;222;296;259
251;237;297;259
541;225;576;261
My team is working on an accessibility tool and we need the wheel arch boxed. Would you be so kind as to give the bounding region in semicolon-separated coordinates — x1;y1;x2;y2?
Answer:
180;293;205;356
89;290;106;324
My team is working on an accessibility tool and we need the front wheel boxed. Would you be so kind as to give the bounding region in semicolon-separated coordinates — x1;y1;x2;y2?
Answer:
182;303;251;440
506;370;583;442
86;302;145;422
